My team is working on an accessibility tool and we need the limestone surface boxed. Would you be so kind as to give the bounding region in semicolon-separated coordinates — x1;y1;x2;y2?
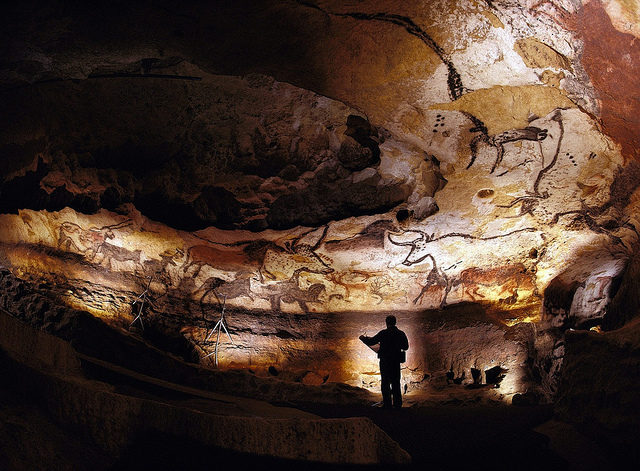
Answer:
0;0;639;441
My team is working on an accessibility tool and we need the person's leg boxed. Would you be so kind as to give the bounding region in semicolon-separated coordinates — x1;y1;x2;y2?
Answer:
380;362;392;408
391;362;402;408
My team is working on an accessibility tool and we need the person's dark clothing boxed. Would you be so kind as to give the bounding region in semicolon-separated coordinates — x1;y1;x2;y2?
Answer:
361;326;409;408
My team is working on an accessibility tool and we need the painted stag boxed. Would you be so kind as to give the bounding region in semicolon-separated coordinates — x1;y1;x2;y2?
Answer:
466;115;549;174
326;270;374;301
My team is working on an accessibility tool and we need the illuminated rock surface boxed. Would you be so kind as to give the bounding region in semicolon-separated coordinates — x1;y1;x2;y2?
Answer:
1;0;639;468
0;304;411;467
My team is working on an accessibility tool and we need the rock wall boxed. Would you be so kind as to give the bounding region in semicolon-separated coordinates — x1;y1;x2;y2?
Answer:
0;307;410;465
1;0;640;408
555;318;640;464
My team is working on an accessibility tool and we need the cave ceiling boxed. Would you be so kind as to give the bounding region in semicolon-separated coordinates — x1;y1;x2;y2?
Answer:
1;0;639;393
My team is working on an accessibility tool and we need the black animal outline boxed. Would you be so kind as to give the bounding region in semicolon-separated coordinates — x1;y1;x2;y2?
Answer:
57;219;132;259
260;225;334;281
467;122;549;174
495;109;565;218
296;1;562;184
387;227;538;266
492;110;631;249
296;2;465;100
259;268;327;313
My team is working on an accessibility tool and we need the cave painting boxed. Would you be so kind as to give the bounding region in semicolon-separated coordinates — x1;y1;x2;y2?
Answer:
57;220;131;260
0;92;629;319
387;227;538;267
369;275;408;305
493;110;565;217
259;225;333;281
33;200;578;315
322;8;465;101
143;248;185;280
196;274;255;307
183;243;259;279
10;3;622;318
411;254;450;308
452;263;537;304
468;121;549;174
94;241;144;272
326;270;374;302
3;1;640;441
195;268;327;314
255;268;327;313
404;258;537;309
56;219;182;278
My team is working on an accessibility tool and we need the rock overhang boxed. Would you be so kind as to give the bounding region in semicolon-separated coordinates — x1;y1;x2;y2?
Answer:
1;0;639;402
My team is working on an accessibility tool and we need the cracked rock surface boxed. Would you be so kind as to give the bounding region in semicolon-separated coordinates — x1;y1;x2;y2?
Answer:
1;1;640;461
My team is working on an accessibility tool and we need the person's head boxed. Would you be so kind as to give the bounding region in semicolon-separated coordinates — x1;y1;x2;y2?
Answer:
385;315;397;328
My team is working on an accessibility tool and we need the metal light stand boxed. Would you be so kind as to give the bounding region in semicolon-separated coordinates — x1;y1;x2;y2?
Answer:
203;293;233;367
130;275;153;331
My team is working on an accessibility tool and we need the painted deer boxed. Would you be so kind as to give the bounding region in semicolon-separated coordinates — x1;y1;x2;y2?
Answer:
468;125;548;174
326;270;374;301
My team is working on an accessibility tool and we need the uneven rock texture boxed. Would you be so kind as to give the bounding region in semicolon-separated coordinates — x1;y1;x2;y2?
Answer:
569;0;640;162
0;268;536;402
0;70;413;231
0;306;411;466
555;318;640;466
0;379;112;471
0;1;639;455
0;269;379;406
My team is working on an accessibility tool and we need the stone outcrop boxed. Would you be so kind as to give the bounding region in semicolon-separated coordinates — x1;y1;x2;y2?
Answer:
555;318;640;465
1;1;640;462
0;303;410;466
0;70;418;231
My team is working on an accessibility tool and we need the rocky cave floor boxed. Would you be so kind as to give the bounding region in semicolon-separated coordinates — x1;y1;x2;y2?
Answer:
0;311;618;471
0;270;629;471
0;359;613;471
2;1;640;469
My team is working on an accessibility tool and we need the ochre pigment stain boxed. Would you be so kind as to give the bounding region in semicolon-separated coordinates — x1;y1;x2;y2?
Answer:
570;1;640;162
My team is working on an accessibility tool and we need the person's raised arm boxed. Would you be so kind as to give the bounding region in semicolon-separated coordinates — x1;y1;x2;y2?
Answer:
360;330;382;346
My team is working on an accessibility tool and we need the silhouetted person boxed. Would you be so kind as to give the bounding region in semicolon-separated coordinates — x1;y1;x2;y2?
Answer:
360;315;409;409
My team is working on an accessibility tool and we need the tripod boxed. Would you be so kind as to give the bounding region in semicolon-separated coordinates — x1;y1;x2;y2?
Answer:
130;275;153;331
203;293;233;367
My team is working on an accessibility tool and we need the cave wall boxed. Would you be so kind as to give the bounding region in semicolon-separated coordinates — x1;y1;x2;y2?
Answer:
1;0;640;409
